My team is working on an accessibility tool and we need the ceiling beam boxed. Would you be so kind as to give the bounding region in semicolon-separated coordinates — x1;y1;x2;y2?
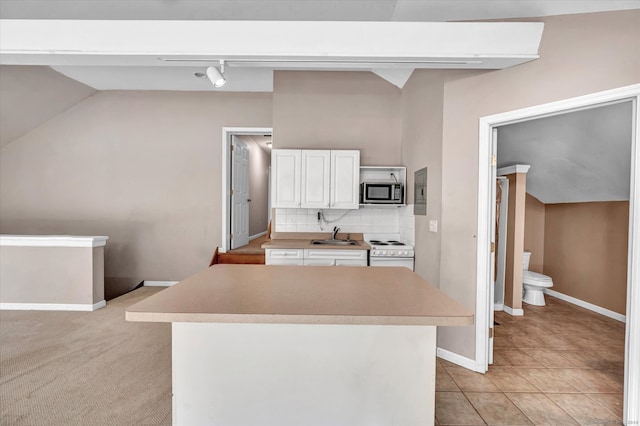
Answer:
0;20;544;70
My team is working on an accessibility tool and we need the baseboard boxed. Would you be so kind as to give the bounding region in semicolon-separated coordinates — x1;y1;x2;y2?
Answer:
144;281;179;287
503;305;524;316
494;303;504;311
0;300;106;311
436;347;477;371
545;289;626;323
249;231;268;241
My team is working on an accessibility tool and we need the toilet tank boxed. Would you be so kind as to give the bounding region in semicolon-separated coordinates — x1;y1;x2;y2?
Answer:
523;251;532;271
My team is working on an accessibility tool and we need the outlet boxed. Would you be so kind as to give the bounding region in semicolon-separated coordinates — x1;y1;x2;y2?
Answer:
429;220;438;233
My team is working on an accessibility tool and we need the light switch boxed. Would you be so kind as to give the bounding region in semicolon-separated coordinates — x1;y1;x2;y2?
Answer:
429;220;438;233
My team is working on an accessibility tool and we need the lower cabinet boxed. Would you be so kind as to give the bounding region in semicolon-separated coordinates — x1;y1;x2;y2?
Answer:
303;249;367;266
265;249;304;266
266;248;367;266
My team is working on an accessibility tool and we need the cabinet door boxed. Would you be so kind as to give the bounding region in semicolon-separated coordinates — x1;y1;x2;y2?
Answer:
271;150;301;208
335;258;368;267
301;150;331;208
303;259;336;266
330;150;360;209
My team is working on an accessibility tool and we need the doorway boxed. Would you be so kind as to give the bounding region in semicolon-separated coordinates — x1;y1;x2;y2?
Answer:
221;127;273;253
476;84;640;423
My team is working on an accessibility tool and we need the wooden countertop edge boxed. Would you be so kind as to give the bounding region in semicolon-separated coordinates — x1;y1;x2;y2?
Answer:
262;239;371;250
264;232;371;250
126;310;474;326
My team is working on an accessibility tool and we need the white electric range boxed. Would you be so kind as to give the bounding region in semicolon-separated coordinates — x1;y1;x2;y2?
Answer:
364;233;415;271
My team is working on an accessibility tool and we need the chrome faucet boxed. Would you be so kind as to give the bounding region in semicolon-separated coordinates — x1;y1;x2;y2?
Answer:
332;226;340;240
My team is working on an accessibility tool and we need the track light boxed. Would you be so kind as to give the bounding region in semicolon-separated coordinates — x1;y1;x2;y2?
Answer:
206;60;226;88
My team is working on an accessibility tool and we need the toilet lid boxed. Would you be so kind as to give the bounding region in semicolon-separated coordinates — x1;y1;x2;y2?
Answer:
523;270;553;284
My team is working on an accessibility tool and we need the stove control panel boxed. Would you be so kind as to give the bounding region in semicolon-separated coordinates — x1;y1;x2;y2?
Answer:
371;249;414;257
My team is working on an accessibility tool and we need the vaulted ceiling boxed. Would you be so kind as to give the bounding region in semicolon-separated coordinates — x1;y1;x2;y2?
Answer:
497;101;634;204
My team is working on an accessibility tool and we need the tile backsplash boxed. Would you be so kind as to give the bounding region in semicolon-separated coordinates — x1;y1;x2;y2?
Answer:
274;206;415;244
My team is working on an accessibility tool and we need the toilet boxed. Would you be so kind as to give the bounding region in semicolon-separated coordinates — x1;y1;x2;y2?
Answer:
522;251;553;306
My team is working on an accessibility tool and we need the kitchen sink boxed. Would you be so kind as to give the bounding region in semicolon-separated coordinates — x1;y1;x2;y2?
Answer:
310;239;359;246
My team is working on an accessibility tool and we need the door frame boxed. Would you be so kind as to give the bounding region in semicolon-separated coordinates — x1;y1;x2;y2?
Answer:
475;83;640;423
221;127;273;253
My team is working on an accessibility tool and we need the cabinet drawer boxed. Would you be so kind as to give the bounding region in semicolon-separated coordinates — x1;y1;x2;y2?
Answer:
303;249;367;260
266;249;303;259
265;249;304;265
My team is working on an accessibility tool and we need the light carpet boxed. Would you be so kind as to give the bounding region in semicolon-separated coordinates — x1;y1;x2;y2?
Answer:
0;287;171;425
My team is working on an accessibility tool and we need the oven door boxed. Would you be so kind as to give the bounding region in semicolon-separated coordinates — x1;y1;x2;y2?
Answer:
369;257;414;271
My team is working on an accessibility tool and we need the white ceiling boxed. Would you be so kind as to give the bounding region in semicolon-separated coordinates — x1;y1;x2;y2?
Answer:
497;101;634;204
1;0;637;91
1;0;638;22
0;19;544;91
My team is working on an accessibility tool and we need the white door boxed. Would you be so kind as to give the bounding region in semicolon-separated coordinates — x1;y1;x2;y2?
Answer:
271;149;301;208
488;129;498;364
231;136;250;249
301;150;331;208
330;150;360;209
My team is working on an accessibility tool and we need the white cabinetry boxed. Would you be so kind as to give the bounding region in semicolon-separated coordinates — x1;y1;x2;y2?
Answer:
272;149;360;209
265;249;304;265
271;150;302;208
266;248;367;266
303;249;367;266
330;150;361;209
301;150;331;208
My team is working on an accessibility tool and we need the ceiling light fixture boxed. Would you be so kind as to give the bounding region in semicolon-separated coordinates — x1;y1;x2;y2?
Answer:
206;60;226;88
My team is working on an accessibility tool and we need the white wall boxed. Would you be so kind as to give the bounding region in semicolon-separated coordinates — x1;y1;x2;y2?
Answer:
274;206;415;241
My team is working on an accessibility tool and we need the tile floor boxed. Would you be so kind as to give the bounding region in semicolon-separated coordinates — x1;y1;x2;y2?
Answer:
435;295;626;425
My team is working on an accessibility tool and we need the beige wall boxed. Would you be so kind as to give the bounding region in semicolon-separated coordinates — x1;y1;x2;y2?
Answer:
0;91;273;295
524;193;545;273
544;202;628;315
0;9;637;362
245;138;270;236
0;66;96;148
272;71;403;165
400;70;447;285
0;246;104;305
437;10;639;358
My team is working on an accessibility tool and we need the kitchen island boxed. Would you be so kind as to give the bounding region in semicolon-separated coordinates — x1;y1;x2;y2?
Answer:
126;264;473;426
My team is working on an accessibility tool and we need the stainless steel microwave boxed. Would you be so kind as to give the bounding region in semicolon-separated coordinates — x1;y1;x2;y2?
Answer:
361;182;404;204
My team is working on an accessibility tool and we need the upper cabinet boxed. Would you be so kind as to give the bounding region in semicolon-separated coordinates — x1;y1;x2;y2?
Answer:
301;150;331;208
271;149;302;208
330;150;360;209
272;149;360;209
